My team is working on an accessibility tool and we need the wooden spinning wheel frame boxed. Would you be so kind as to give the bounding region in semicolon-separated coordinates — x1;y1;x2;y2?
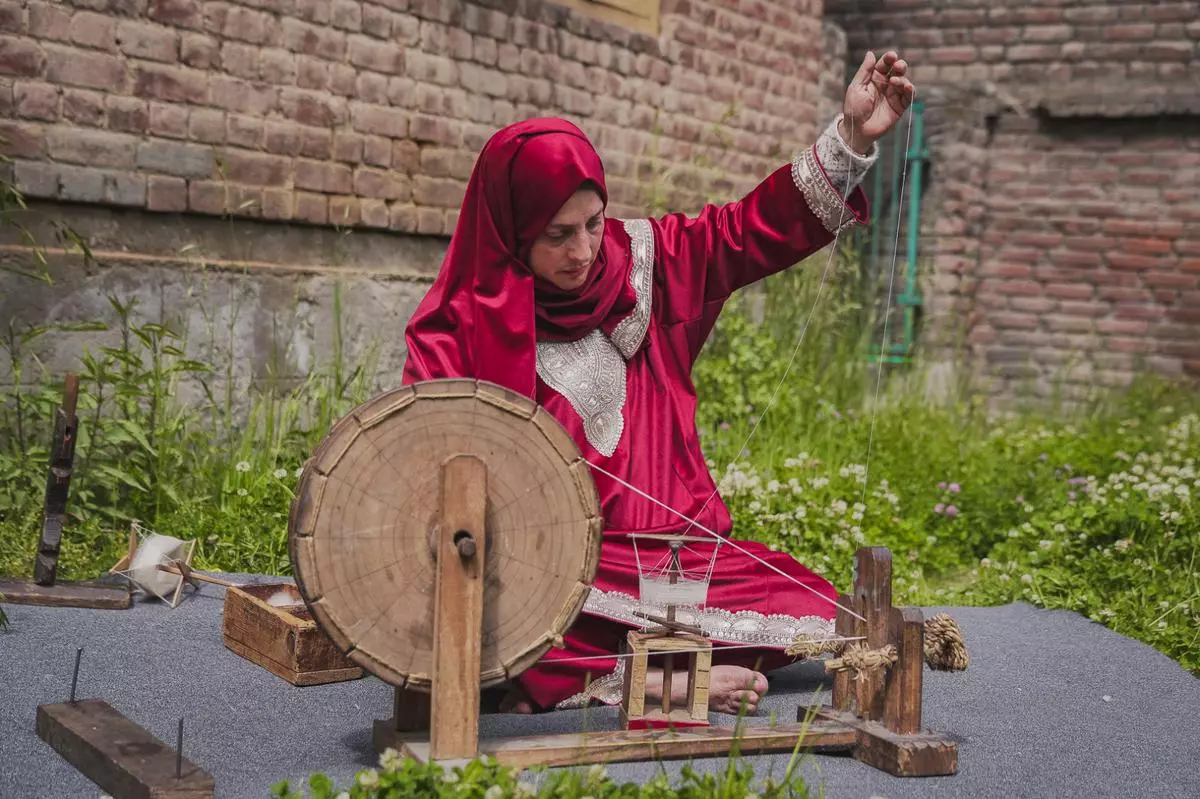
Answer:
289;379;959;777
288;379;603;690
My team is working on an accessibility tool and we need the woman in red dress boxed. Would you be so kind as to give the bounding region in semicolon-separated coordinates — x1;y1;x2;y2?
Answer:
402;51;915;714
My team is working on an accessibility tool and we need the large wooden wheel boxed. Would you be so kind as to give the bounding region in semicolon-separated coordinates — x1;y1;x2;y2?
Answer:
287;379;603;691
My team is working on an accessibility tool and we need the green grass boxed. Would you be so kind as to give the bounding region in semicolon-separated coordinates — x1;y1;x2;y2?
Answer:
2;235;1197;795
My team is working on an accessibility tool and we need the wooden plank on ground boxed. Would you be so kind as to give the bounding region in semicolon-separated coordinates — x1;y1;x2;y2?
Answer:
0;578;131;609
401;721;858;769
36;699;214;798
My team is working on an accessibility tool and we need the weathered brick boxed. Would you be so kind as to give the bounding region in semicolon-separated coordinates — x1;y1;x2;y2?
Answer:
353;166;409;200
260;187;293;220
294;191;328;224
356;71;389;104
347;33;403;73
187;180;226;214
405;49;457;86
280;88;345;127
295;159;352;193
146;174;187;211
149;101;188;138
210;5;277;46
1045;282;1095;300
30;3;71;40
0;1;24;34
70;12;117;51
13;159;58;197
328;195;361;227
361;5;392;38
392;139;419;173
363;135;390;166
1108;253;1160;271
137;139;213;177
211;76;277;115
416;206;443;234
0;120;45;158
293;0;331;24
297;127;330;159
1;36;47;77
47;126;136;167
188;108;225;143
350;102;408;137
134;64;206;103
14;81;59;120
296;55;329;90
253;47;292;83
359;197;388;228
332;0;362;31
107;95;147;132
58;164;145;206
150;0;203;30
226;114;262;148
412;175;463;208
219;149;291;187
180;33;217;68
281;18;345;60
332;132;363;163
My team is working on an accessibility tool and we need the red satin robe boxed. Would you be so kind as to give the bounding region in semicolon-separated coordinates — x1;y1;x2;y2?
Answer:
515;152;871;710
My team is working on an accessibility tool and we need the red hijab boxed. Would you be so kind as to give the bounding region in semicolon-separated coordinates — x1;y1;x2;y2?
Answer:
402;118;639;397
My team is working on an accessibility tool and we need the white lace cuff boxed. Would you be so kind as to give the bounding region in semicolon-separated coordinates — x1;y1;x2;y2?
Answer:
790;115;879;235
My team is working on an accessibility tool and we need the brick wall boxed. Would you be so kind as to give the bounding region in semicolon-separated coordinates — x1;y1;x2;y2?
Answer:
0;0;839;239
0;0;849;394
826;0;1200;402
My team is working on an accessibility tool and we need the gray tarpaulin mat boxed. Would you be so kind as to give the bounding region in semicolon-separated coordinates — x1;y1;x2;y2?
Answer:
2;572;1198;798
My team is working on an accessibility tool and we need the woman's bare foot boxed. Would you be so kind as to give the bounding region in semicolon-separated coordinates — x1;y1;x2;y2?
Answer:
498;685;536;714
644;664;768;715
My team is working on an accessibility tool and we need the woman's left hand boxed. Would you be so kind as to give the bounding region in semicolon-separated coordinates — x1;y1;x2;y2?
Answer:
840;51;916;154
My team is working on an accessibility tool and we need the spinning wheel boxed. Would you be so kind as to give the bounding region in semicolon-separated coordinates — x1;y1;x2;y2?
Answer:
288;379;959;776
288;379;603;692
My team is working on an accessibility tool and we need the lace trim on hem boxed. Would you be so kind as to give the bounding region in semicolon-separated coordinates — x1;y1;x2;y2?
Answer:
554;658;626;709
582;586;835;649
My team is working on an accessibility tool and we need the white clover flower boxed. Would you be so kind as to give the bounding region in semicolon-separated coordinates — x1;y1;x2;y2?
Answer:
274;468;288;479
1039;540;1053;550
237;488;248;497
1053;523;1066;533
927;535;938;545
998;573;1011;581
1007;528;1019;538
1115;538;1132;551
839;466;850;478
379;747;404;772
442;770;460;783
485;786;504;799
1160;600;1171;610
1020;574;1033;585
357;769;380;788
980;557;992;568
1157;621;1168;630
235;461;251;472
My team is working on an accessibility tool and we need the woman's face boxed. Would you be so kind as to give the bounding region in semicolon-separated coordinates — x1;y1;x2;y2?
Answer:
528;189;605;291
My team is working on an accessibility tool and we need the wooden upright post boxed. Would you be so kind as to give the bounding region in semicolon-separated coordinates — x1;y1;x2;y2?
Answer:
430;454;488;760
35;373;79;586
855;548;892;721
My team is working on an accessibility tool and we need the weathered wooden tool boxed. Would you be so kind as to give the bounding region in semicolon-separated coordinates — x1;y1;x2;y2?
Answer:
287;378;958;776
35;648;214;797
0;373;131;610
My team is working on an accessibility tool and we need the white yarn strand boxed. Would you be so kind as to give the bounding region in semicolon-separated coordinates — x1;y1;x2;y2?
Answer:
860;86;918;510
586;460;867;623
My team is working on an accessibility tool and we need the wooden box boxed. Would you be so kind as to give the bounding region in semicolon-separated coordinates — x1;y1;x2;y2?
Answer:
221;583;364;686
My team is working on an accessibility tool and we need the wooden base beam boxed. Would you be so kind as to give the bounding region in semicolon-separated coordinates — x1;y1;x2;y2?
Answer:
391;720;858;769
36;699;214;798
815;708;958;777
0;578;131;610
